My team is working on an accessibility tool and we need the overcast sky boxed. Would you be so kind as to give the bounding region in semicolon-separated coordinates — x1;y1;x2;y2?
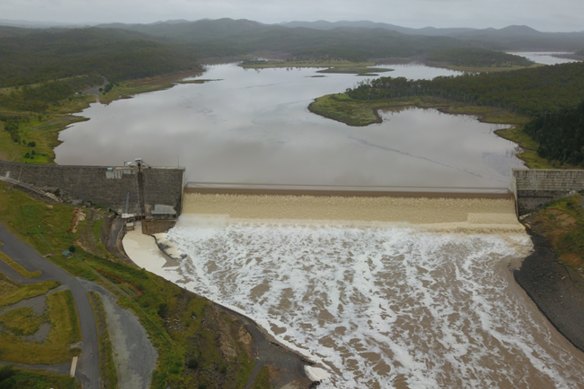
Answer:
1;0;583;32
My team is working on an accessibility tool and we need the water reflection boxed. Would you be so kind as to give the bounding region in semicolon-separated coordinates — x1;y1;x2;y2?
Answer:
56;63;523;188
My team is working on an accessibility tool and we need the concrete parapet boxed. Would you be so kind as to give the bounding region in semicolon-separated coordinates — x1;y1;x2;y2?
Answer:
0;161;184;217
513;169;584;215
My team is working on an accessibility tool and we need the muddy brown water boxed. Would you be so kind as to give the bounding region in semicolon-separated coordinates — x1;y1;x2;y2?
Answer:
123;194;584;388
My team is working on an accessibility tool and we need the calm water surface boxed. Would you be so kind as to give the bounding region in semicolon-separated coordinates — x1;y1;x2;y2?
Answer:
56;63;523;189
510;51;580;65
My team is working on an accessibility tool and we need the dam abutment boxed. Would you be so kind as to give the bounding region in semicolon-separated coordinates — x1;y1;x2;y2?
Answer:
513;169;584;215
0;160;184;218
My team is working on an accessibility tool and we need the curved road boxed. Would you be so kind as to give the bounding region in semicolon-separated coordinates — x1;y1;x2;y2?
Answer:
0;224;100;389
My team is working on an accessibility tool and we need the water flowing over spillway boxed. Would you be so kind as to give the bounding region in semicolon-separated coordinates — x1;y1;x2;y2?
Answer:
124;195;584;388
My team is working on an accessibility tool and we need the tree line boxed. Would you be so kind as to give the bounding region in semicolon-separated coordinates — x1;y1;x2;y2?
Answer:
0;28;201;88
524;102;584;165
346;62;584;165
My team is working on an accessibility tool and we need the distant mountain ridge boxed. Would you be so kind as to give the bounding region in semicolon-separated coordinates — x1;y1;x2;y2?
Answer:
95;18;584;52
281;20;584;50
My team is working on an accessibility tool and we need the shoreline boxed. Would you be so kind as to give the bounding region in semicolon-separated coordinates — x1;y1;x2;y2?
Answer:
514;231;584;353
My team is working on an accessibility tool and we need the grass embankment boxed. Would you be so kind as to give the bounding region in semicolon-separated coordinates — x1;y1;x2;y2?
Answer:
0;287;80;364
241;59;393;75
0;181;271;387
309;93;555;169
527;194;584;273
0;251;40;278
0;278;58;307
100;70;201;104
88;292;118;389
0;366;77;389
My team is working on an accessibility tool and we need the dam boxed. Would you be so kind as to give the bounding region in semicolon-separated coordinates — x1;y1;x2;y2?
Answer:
1;158;583;387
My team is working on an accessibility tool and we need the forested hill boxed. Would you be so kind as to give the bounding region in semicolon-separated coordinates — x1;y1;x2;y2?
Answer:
525;102;584;165
0;27;201;87
103;19;584;53
347;62;584;115
100;19;472;60
344;62;584;165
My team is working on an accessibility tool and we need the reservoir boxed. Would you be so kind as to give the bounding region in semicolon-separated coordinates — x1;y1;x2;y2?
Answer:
56;63;523;189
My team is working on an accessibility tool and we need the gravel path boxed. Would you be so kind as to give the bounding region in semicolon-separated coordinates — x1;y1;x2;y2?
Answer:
0;224;100;388
81;280;158;389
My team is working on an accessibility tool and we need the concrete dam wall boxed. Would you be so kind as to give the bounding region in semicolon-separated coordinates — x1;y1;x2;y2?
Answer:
0;161;184;216
513;169;584;215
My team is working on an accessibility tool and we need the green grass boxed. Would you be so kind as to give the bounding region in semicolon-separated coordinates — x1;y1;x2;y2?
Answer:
0;290;80;364
309;93;383;126
496;126;556;169
100;70;198;104
88;292;118;389
0;307;45;336
528;194;584;271
0;278;58;307
0;251;41;278
0;181;265;387
0;366;77;389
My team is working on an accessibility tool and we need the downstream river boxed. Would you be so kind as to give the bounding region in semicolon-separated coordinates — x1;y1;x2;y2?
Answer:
56;63;523;189
124;195;584;388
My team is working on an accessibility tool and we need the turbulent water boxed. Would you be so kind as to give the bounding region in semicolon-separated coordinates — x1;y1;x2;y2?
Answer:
148;208;584;389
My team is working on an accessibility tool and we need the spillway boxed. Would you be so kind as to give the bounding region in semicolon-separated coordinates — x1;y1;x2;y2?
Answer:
125;191;584;388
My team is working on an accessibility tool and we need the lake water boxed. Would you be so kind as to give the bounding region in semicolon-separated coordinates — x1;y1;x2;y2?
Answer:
510;51;580;65
56;63;523;189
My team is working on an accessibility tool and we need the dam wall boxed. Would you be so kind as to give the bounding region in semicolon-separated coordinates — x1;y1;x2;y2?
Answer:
513;169;584;215
0;161;184;216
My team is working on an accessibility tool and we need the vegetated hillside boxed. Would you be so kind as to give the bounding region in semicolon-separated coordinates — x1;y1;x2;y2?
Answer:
347;62;584;115
426;47;533;68
100;18;584;64
99;18;493;62
450;25;584;51
524;101;584;165
281;21;584;51
0;27;201;87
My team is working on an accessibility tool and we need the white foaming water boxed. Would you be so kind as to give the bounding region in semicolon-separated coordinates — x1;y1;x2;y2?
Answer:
152;218;584;388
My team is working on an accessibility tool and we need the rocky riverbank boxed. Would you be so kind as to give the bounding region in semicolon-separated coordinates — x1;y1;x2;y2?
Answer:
514;232;584;352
